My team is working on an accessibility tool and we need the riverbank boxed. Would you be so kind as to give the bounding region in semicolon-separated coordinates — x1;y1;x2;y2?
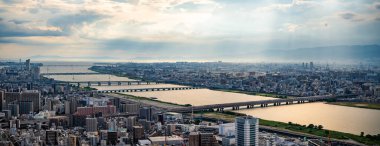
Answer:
327;102;380;110
113;93;190;107
198;111;380;145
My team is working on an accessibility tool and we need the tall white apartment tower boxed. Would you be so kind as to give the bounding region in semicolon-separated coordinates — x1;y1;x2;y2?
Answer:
235;116;259;146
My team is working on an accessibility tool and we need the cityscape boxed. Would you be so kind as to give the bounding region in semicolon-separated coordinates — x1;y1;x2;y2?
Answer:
1;0;380;146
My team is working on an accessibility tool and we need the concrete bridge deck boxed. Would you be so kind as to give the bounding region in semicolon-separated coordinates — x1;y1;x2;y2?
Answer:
41;72;100;75
57;80;157;86
168;95;334;113
97;87;201;93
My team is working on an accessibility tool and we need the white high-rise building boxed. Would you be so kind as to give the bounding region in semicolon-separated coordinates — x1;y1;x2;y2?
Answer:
235;116;259;146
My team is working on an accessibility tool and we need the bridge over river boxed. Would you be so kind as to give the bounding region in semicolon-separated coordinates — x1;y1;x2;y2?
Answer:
56;80;159;86
168;95;335;113
41;72;101;75
97;87;201;93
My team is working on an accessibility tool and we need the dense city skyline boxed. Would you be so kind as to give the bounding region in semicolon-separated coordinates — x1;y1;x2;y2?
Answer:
1;0;380;62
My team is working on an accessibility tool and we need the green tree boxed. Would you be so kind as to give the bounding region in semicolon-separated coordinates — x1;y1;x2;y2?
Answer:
307;124;315;129
317;125;323;130
360;132;364;137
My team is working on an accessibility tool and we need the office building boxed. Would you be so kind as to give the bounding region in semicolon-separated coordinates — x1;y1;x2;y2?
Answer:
125;103;139;114
46;130;58;145
4;90;40;112
7;103;19;117
86;118;98;132
68;134;78;146
108;118;117;132
18;101;33;115
0;90;4;110
64;101;71;114
75;105;116;116
126;116;136;130
70;98;78;114
189;132;200;146
139;106;152;121
200;133;218;146
25;59;30;70
107;131;118;145
110;98;120;110
235;116;259;146
133;126;144;143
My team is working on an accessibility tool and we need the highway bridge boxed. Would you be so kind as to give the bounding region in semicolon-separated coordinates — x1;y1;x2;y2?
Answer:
168;95;335;113
41;72;100;75
97;87;201;93
57;80;159;86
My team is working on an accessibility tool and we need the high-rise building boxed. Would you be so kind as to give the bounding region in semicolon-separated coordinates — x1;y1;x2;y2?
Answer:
133;126;144;143
64;101;71;114
107;131;118;145
4;90;40;112
18;101;33;115
108;118;117;132
46;130;58;145
125;103;139;114
235;116;259;146
110;98;120;110
7;103;19;117
86;118;98;132
189;132;200;146
68;134;78;146
139;106;152;121
25;59;30;70
70;98;78;114
88;135;98;146
310;61;314;70
126;116;136;130
0;90;4;110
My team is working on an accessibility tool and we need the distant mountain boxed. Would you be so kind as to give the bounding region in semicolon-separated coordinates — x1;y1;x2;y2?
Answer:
263;45;380;62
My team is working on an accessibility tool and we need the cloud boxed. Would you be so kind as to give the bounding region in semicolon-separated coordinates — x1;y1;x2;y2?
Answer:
286;23;300;32
47;10;105;34
8;19;30;24
0;0;380;61
0;22;63;37
340;12;355;20
376;3;380;10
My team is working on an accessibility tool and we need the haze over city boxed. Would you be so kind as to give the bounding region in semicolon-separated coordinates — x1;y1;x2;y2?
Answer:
1;0;380;62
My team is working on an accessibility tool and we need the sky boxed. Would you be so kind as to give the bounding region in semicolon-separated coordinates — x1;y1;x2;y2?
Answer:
0;0;379;62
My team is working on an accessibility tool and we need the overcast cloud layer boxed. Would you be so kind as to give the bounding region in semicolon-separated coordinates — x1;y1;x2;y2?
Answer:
0;0;380;62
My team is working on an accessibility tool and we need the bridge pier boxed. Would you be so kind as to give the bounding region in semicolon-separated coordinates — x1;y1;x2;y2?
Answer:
118;82;121;86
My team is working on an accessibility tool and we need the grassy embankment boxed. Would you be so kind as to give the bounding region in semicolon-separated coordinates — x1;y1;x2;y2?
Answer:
197;111;380;145
327;102;380;110
81;86;98;91
114;93;192;107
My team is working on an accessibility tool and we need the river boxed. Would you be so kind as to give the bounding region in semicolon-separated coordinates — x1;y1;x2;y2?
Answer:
41;62;380;135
